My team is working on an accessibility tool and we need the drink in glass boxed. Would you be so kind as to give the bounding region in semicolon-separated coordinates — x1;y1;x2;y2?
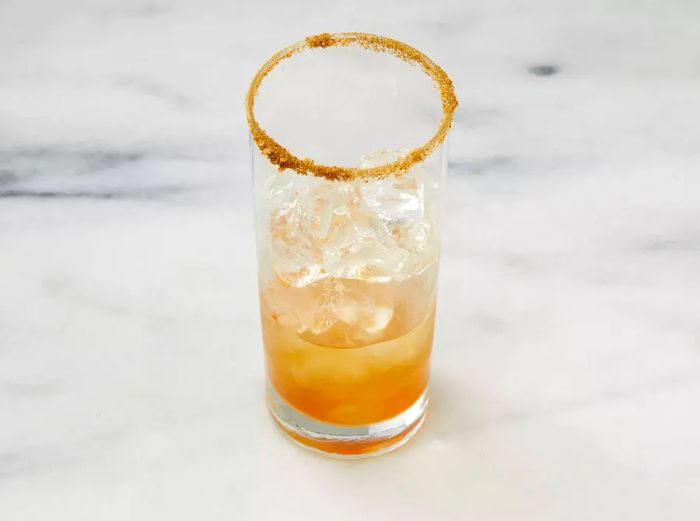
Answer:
247;33;457;457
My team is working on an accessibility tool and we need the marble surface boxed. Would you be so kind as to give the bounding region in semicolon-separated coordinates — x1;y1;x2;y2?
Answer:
2;0;700;519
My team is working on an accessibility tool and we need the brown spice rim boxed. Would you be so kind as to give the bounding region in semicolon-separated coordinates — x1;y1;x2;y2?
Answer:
245;32;458;181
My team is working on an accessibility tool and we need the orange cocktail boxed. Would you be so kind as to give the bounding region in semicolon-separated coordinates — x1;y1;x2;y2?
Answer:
247;32;456;457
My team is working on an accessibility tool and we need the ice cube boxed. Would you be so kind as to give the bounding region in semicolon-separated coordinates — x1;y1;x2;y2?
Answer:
360;305;394;333
360;175;424;225
358;152;433;270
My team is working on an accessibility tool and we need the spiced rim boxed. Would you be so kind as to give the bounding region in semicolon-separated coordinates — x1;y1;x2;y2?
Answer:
245;32;458;181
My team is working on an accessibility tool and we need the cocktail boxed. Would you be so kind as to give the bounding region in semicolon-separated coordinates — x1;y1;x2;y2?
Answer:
246;33;457;457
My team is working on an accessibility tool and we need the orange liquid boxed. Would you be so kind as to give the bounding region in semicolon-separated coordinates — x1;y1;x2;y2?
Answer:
260;269;436;426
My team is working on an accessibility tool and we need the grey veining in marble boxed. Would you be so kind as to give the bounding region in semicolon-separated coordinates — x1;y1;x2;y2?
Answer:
1;0;700;519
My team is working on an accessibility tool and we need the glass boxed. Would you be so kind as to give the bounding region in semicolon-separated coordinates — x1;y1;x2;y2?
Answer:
247;33;457;458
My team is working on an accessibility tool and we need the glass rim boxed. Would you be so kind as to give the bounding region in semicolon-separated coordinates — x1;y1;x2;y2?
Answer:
245;32;458;182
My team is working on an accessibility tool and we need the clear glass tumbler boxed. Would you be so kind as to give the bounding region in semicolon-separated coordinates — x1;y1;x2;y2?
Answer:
246;33;457;457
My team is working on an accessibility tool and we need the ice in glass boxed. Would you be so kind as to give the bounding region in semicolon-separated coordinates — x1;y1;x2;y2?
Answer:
247;33;457;457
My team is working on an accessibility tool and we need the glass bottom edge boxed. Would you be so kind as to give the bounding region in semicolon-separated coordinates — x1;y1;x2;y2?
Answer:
266;384;428;459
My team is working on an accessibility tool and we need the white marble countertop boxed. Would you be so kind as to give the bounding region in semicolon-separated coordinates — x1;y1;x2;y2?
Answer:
2;0;700;519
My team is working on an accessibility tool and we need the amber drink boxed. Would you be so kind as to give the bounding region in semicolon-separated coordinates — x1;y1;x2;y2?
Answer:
247;33;457;457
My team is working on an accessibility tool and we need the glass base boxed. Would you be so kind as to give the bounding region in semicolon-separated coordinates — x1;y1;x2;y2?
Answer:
266;384;428;459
